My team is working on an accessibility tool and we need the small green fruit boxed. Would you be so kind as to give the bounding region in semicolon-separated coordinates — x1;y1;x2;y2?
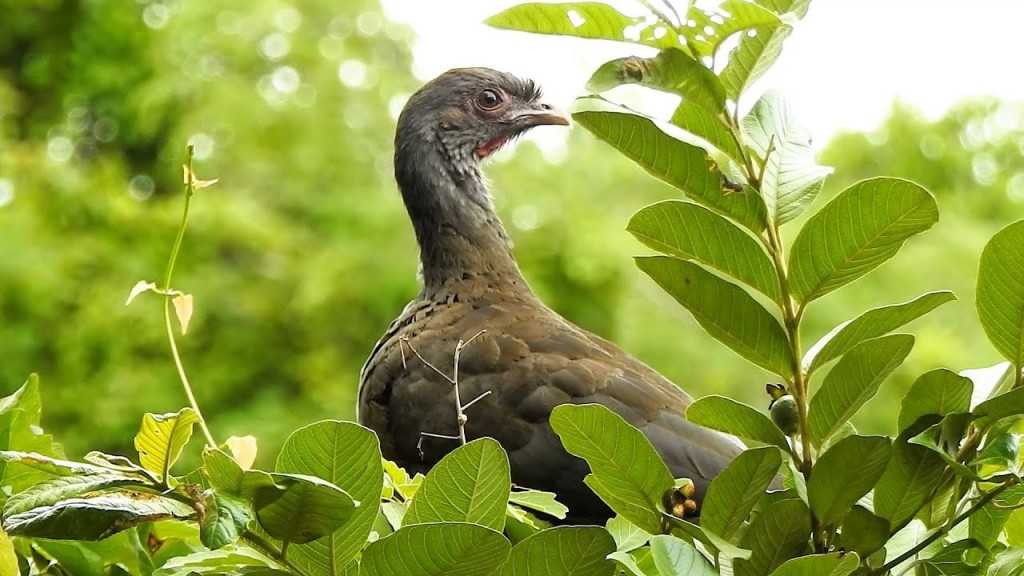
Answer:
771;394;800;436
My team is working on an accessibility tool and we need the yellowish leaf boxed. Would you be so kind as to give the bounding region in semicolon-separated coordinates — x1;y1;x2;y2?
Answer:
172;294;194;335
182;164;218;189
125;280;157;306
224;435;258;470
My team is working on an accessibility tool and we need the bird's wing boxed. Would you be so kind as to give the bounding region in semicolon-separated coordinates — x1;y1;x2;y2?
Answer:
358;292;744;508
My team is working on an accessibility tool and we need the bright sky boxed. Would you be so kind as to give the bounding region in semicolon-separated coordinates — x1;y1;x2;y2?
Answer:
380;0;1024;147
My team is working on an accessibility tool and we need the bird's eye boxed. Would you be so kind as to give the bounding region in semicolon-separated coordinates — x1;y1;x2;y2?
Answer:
476;89;503;111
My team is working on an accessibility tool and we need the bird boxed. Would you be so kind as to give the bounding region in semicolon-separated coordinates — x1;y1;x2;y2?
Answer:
357;67;745;522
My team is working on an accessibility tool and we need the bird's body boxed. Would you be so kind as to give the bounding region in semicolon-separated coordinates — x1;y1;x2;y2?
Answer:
358;68;743;521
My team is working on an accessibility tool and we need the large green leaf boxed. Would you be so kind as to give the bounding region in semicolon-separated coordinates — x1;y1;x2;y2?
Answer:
807;435;891;527
701;447;782;540
683;0;781;58
789;178;939;304
361;523;511;576
973;387;1024;424
499;526;615;576
686;395;789;450
768;552;859;576
3;473;143;517
549;404;673;534
970;485;1024;550
134;408;199;483
804;291;957;374
648;535;718;576
720;24;792;102
917;539;991;576
252;472;357;544
587;48;726;113
839;506;889;557
0;375;63;499
606;515;651;552
807;334;914;445
628;200;779;300
485;3;679;49
154;548;289;576
3;491;194;540
0;529;14;576
200;490;249;549
977;220;1024;369
670;101;744;165
898;368;973;432
734;498;811;576
636;256;791;378
574;111;766;231
405;438;510;532
275;420;383;574
742;90;832;224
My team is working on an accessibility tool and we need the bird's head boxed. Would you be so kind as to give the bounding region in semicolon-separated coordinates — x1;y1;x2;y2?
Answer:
396;68;571;170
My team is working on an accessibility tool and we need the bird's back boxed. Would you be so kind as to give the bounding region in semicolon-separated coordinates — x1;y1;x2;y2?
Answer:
358;277;744;519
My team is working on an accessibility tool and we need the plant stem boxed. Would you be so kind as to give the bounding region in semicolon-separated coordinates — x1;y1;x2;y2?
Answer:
243;530;309;576
163;145;216;449
874;482;1013;575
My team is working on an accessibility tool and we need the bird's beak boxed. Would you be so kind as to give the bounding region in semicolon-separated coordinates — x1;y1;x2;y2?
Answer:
509;103;573;128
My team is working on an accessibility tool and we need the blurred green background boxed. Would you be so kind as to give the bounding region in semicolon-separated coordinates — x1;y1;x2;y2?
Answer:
2;0;1022;468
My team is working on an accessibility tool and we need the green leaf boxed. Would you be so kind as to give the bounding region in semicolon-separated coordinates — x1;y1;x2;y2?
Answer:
606;515;651;552
574;111;767;231
485;2;679;49
508;488;568;520
989;546;1024;576
154;548;288;576
499;525;615;576
805;291;955;374
0;530;13;576
807;335;914;445
720;24;793;102
134;408;199;482
917;539;991;576
405;438;510;531
0;375;63;498
897;369;974;432
549;404;673;534
253;472;357;544
701;447;782;540
648;535;718;576
788;178;939;304
683;0;782;58
768;552;859;576
636;256;791;378
3;473;144;517
274;421;382;572
687;395;789;450
628;200;779;301
202;448;244;492
908;416;979;480
200;490;249;549
742;90;832;224
970;485;1024;550
4;491;194;540
839;506;889;557
734;498;811;576
973;387;1024;424
978;220;1024;386
361;522;511;576
587;48;726;113
670;101;744;164
664;512;752;561
807;435;892;527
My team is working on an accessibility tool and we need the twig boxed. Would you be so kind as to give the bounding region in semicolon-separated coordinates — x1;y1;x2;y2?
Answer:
163;145;216;449
401;330;488;450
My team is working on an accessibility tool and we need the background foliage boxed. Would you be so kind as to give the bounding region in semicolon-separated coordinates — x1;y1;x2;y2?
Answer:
1;0;1022;469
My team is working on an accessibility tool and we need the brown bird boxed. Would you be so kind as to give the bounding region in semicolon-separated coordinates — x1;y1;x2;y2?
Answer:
358;68;744;521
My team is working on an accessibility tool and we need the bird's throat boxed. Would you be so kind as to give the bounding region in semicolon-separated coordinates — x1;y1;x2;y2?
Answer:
475;135;510;159
396;146;524;292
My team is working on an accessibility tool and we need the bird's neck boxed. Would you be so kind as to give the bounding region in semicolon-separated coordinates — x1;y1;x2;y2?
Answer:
395;139;525;293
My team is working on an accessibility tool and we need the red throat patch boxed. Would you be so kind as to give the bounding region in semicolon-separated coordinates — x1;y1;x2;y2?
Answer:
476;135;510;158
